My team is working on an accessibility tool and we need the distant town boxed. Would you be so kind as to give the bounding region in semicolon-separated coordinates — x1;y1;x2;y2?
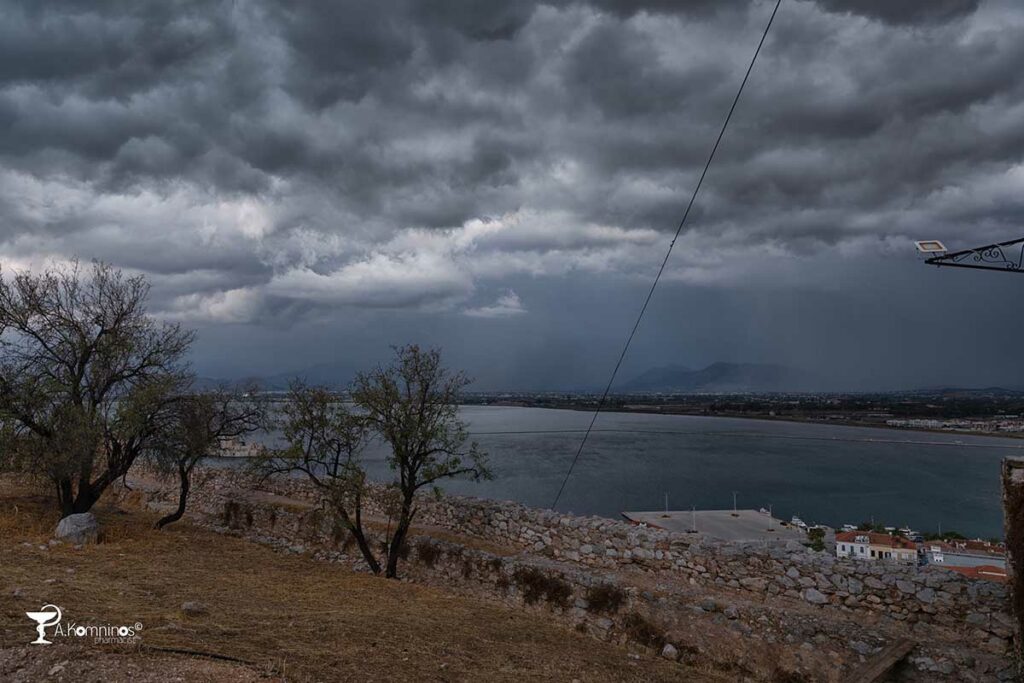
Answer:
832;528;1007;582
623;506;1008;583
463;387;1024;437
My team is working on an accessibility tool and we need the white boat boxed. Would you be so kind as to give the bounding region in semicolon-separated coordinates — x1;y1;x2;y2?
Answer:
791;516;808;529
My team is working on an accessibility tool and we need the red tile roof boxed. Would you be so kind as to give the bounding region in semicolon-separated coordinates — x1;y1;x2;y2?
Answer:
939;564;1009;583
945;540;1005;555
835;531;916;550
926;541;1006;558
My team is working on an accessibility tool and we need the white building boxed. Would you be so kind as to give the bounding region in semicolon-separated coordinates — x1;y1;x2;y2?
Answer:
835;531;917;563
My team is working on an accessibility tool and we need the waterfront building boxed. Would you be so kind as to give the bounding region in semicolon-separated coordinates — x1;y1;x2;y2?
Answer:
921;540;1006;569
834;531;916;563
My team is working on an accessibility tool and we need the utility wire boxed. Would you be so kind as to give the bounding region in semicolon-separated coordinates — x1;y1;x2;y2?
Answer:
550;0;784;510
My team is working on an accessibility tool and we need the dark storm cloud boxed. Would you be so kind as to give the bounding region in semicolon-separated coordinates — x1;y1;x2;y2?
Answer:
0;1;231;89
0;0;1022;387
815;0;982;25
577;0;727;19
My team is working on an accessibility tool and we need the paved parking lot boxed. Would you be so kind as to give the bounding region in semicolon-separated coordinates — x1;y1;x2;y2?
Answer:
621;509;808;543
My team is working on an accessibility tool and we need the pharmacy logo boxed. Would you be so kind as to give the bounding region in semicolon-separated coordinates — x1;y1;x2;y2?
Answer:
25;604;142;645
26;604;62;645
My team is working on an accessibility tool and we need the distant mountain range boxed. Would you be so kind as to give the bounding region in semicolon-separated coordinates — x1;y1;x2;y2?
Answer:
195;360;1024;395
194;362;358;392
619;362;819;393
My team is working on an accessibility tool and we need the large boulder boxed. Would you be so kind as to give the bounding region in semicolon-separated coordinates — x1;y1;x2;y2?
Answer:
55;513;98;545
180;601;209;616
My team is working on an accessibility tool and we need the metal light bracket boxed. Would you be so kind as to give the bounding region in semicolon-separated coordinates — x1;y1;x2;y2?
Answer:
921;237;1024;274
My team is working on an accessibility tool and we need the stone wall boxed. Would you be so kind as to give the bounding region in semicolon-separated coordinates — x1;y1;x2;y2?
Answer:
136;467;1016;681
1002;457;1024;676
221;469;1010;637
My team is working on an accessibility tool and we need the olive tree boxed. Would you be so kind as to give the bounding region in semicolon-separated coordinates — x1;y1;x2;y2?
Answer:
352;344;490;578
149;386;267;530
255;381;381;574
0;261;193;516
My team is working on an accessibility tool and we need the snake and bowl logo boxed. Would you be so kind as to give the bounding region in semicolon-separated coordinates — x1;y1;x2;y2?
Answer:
25;604;142;645
25;604;61;645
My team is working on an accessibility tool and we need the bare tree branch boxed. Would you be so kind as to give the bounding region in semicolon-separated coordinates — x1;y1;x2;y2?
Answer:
251;380;381;575
352;344;491;578
0;260;194;515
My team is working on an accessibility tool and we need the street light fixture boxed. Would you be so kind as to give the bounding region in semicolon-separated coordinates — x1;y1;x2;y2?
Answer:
918;236;1024;273
915;240;947;255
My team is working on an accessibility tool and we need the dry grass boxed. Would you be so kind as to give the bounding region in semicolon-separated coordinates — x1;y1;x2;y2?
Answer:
0;485;724;682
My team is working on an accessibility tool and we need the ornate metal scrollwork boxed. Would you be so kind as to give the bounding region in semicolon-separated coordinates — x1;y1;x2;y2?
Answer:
926;237;1024;273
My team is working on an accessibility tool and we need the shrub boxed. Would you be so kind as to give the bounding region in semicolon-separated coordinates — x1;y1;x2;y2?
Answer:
331;521;346;546
377;539;409;560
222;500;243;529
512;566;572;608
300;509;324;539
622;611;665;650
416;540;442;567
806;527;825;552
586;583;626;614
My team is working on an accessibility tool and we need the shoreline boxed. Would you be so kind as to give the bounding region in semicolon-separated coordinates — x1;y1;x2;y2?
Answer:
469;401;1024;445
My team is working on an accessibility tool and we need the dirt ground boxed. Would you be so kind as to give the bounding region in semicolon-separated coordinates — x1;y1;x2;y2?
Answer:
0;484;725;682
0;644;263;682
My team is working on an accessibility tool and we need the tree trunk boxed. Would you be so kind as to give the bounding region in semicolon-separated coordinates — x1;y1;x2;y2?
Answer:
385;498;415;579
350;525;382;575
155;462;191;530
57;479;74;517
70;482;96;514
334;501;381;574
66;464;129;511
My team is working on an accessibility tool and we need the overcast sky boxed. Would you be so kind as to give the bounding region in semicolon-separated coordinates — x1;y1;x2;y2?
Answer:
1;0;1023;390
